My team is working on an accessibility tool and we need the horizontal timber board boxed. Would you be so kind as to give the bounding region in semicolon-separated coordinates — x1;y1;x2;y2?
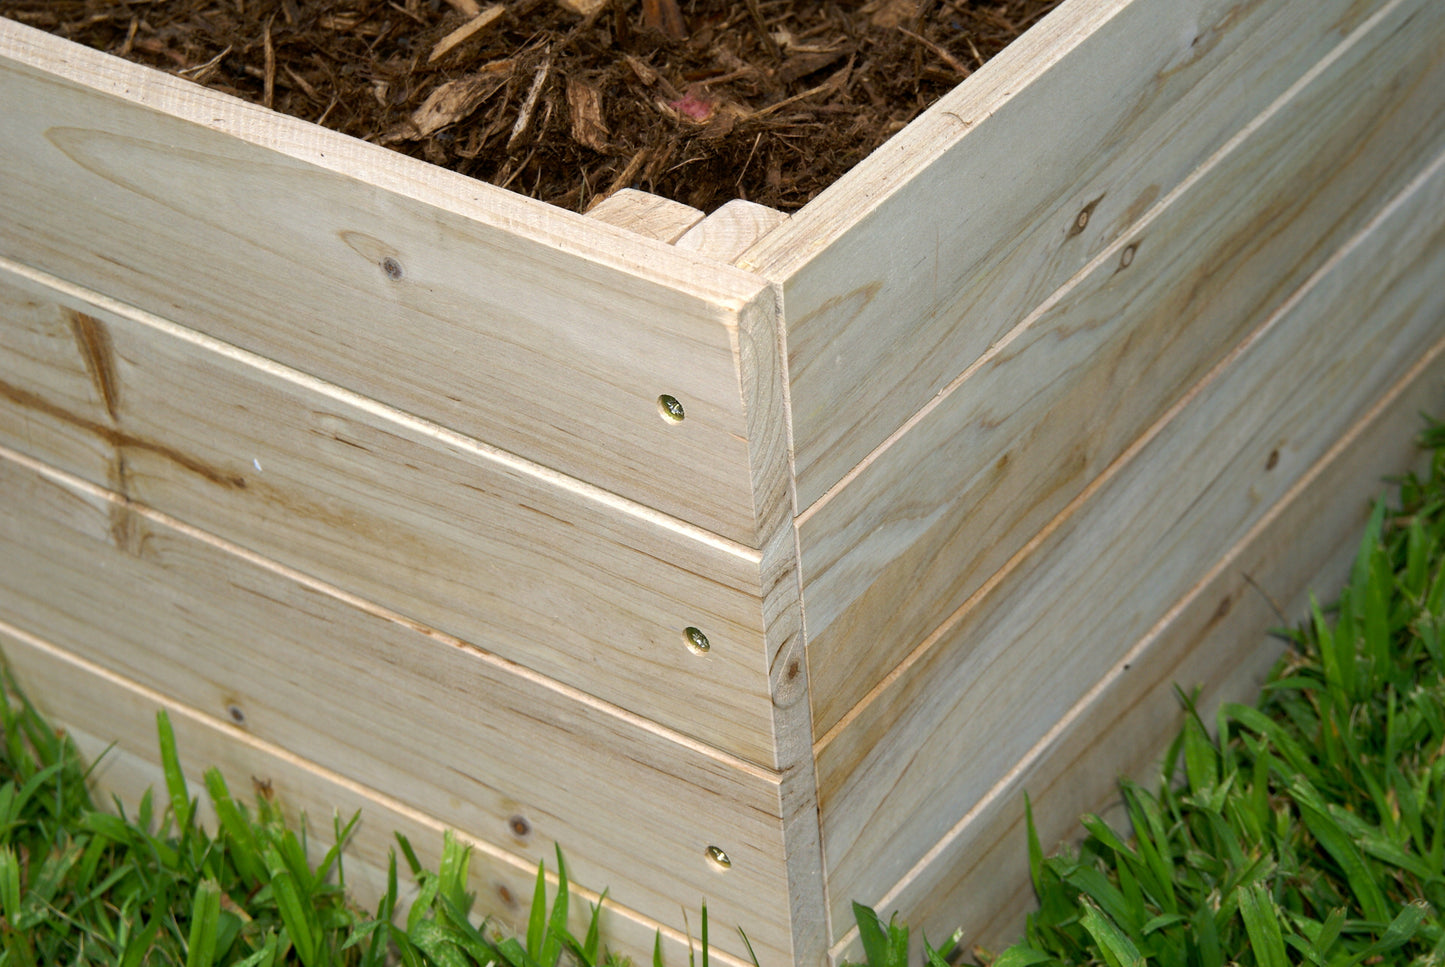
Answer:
0;260;778;766
799;0;1445;738
814;139;1445;930
829;327;1445;962
0;18;772;546
746;0;1394;509
0;449;791;962
0;625;757;967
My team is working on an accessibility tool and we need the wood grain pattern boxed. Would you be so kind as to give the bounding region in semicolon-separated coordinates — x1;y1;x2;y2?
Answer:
676;201;790;264
585;188;705;243
826;326;1445;962
798;0;1445;740
0;19;772;546
743;0;1394;510
733;289;830;965
0;622;757;967
0;447;793;964
0;260;779;766
814;137;1445;930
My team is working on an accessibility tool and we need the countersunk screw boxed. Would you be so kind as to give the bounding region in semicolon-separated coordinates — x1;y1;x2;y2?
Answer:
705;846;732;871
658;395;685;422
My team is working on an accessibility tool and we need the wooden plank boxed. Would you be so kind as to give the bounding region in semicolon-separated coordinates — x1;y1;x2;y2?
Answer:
0;19;772;547
813;138;1445;931
733;290;831;962
828;329;1445;963
799;0;1445;740
0;448;793;964
676;201;790;264
585;188;706;243
0;261;778;766
0;622;755;967
742;0;1398;510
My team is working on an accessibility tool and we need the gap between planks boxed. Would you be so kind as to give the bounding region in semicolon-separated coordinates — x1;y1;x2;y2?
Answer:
0;254;758;567
812;128;1445;757
792;0;1411;532
0;436;776;785
0;615;757;967
825;321;1445;963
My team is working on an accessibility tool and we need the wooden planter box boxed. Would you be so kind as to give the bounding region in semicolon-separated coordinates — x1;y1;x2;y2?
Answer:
3;0;1444;962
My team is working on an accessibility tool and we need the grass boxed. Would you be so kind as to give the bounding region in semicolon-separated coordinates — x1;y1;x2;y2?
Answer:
2;421;1444;965
0;686;637;967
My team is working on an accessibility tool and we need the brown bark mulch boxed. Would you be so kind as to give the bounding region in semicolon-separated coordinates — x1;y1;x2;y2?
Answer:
1;0;1061;212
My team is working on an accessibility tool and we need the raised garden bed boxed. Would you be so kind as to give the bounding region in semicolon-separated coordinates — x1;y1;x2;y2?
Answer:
1;0;1444;964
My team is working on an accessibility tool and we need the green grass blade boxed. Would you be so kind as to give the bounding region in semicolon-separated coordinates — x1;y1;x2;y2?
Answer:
1350;900;1431;963
1288;777;1390;924
268;869;319;967
527;859;548;963
1238;883;1289;967
988;947;1053;967
437;830;474;923
1076;897;1143;967
701;901;710;967
0;845;20;924
409;920;472;967
852;902;905;967
155;711;193;832
542;845;570;967
184;879;222;967
582;889;607;965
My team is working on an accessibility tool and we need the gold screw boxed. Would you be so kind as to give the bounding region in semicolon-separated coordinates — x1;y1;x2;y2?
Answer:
705;846;732;871
658;395;686;422
684;627;711;655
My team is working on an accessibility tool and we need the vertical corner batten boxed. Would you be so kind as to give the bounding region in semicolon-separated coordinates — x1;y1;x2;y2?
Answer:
735;283;830;966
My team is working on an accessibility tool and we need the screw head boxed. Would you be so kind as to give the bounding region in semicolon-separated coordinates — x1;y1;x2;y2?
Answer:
684;627;711;655
705;846;732;871
657;395;685;423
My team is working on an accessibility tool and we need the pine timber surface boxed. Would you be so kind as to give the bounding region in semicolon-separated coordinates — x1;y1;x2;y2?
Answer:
743;0;1395;510
0;623;754;967
1;0;1442;962
798;0;1445;741
815;140;1445;931
584;188;706;243
0;259;780;766
676;201;792;265
828;320;1445;966
0;19;776;547
0;445;793;965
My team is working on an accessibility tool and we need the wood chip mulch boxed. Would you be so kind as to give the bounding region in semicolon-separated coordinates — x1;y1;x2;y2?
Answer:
0;0;1062;212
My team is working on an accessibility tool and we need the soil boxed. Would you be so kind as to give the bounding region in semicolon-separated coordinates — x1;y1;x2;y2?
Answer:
0;0;1060;213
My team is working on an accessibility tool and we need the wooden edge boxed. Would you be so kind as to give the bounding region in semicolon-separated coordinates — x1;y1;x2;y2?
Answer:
0;621;752;967
737;0;1128;276
0;17;766;311
677;201;792;265
825;332;1445;961
585;188;706;243
735;284;831;965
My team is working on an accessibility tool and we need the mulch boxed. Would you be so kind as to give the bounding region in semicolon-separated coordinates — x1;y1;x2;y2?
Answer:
0;0;1060;212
